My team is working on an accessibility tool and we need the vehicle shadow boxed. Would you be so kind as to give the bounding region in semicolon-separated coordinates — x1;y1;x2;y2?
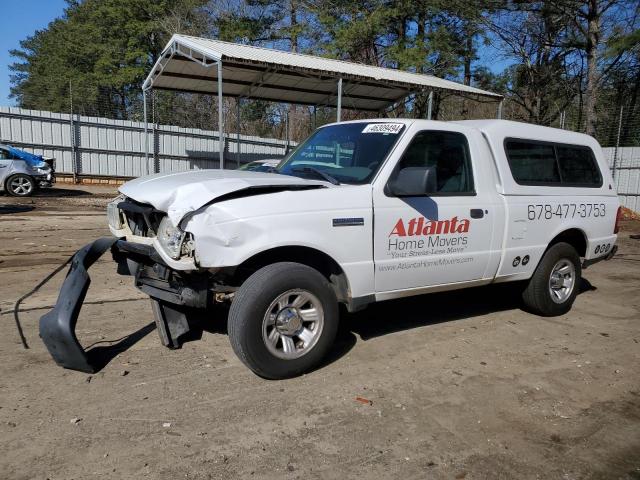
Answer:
346;278;595;341
178;277;597;373
578;277;596;293
84;321;156;371
0;187;95;198
344;283;524;342
36;187;94;197
341;278;596;341
0;204;35;214
78;277;596;374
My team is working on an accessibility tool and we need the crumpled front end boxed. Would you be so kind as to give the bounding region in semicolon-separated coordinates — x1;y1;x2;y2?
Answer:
107;195;199;271
38;170;331;372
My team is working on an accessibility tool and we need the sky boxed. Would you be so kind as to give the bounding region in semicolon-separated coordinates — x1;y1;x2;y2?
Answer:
0;0;68;105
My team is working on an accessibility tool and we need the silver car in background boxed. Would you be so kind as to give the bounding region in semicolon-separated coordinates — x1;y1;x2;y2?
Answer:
0;144;54;197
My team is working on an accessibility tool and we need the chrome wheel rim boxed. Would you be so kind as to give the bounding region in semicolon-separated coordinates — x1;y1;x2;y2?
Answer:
9;177;33;196
262;289;324;360
548;259;576;304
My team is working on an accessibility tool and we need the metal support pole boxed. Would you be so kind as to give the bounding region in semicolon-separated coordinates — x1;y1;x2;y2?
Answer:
143;89;149;176
152;90;158;175
285;107;290;154
69;81;78;183
236;98;241;168
612;106;623;181
336;77;343;122
427;91;433;120
497;99;503;120
217;60;224;169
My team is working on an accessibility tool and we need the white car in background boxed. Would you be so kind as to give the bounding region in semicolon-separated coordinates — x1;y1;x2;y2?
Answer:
237;159;281;172
0;144;54;197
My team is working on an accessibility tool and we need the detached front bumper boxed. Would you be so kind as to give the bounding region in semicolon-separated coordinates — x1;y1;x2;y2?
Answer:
39;238;210;373
39;238;118;373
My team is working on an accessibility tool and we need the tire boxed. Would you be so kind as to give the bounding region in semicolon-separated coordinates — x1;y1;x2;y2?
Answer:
6;174;36;197
522;242;581;316
228;262;339;379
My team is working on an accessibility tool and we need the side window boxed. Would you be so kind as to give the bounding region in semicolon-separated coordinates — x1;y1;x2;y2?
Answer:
393;131;474;194
556;146;602;186
0;148;10;160
504;141;560;184
505;139;602;187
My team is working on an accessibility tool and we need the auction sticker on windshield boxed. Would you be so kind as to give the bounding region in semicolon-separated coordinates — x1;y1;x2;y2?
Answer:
362;123;404;134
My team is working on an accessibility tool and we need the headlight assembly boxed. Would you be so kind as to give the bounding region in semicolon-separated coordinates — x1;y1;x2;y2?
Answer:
30;166;49;175
158;216;186;259
106;196;124;230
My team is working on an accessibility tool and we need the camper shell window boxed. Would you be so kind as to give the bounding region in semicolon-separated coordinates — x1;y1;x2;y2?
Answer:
504;138;602;188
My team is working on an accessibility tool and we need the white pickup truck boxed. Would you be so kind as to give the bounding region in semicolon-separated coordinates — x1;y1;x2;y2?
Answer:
40;119;621;379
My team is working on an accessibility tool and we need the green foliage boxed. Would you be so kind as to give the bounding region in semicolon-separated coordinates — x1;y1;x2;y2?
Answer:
7;0;639;144
10;0;208;117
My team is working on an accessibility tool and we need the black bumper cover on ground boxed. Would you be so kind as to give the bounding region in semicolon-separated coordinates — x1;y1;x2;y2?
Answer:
39;237;207;373
39;237;118;373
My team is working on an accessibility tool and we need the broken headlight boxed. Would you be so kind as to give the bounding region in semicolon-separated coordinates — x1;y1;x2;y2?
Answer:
107;196;124;230
30;166;50;175
158;216;186;259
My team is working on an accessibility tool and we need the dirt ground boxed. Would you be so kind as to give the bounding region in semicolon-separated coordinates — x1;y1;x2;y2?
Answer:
1;185;639;480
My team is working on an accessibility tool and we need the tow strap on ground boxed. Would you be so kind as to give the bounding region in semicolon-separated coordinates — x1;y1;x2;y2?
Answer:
13;255;74;349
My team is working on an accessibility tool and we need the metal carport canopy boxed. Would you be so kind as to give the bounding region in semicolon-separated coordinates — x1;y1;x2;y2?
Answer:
143;34;502;112
141;34;502;170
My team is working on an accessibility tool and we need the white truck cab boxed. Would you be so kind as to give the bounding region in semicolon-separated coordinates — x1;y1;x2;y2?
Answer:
40;119;621;379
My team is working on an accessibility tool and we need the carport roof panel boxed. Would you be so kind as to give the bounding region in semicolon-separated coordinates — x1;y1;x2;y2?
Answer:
144;34;502;109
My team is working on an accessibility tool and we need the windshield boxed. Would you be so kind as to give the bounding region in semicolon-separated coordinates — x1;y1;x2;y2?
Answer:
277;122;406;184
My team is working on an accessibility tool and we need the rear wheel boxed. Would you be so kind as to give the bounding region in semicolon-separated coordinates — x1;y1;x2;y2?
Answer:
522;242;581;316
6;174;36;197
228;262;339;379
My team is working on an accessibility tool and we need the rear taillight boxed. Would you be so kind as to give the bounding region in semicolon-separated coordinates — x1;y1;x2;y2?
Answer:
614;206;623;234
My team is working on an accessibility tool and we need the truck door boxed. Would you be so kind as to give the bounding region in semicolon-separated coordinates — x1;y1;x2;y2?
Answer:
372;127;496;294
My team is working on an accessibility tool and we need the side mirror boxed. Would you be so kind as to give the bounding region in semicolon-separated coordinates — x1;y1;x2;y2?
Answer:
389;166;437;196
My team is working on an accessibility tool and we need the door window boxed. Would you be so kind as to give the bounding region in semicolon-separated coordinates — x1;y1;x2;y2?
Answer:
390;131;474;194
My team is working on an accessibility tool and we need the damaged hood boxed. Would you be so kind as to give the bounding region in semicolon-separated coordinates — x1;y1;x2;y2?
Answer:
119;169;328;225
6;145;47;167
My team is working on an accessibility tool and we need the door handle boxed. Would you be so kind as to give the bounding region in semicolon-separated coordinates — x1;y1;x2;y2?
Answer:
470;209;484;219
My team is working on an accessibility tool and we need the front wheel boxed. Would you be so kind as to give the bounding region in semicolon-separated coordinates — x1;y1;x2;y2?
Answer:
6;174;36;197
522;242;581;316
228;262;339;379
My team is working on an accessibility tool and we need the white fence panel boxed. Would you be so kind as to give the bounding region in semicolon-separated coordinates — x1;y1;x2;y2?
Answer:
3;106;636;213
0;106;291;178
603;146;640;212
